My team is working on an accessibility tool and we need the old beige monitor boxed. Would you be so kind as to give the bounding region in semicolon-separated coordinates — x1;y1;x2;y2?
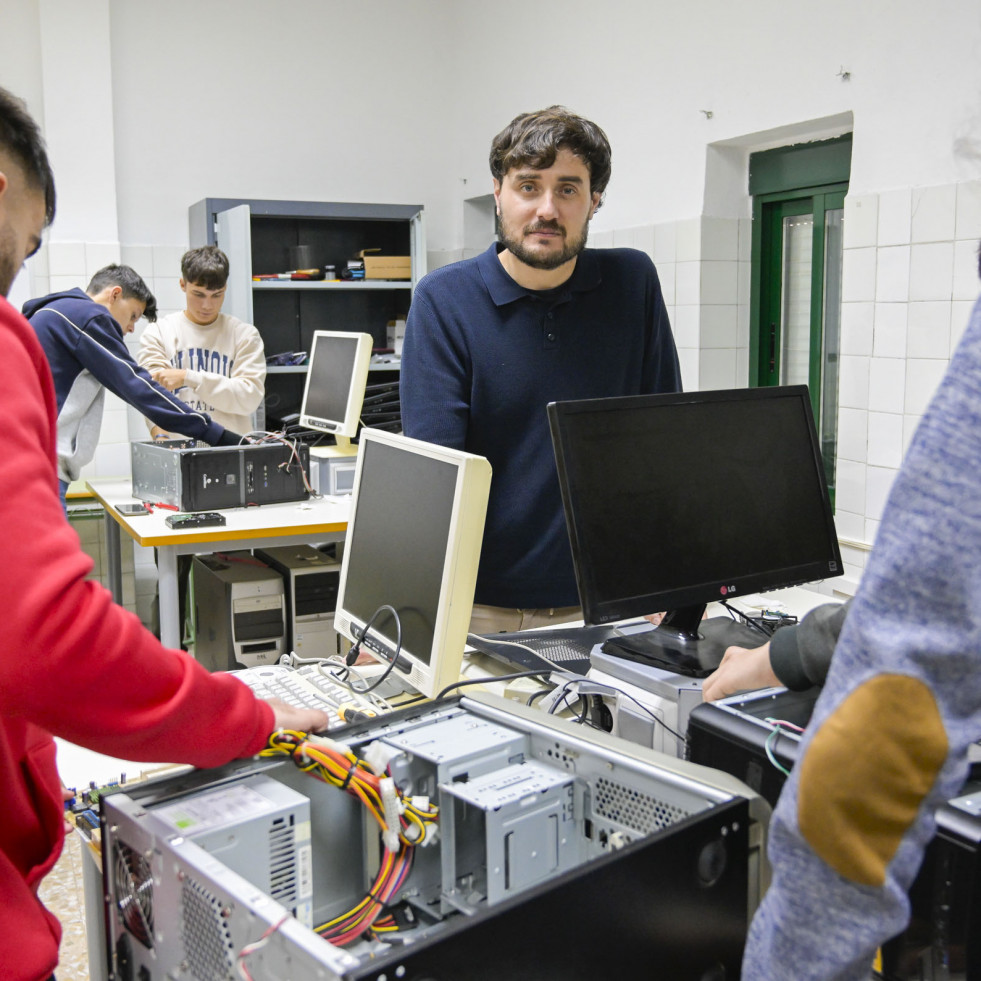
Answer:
298;330;373;455
333;430;491;699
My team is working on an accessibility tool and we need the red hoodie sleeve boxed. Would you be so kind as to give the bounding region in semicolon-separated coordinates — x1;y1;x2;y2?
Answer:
0;296;274;766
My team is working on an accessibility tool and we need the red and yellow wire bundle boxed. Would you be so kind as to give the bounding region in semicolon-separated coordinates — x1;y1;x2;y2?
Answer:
261;728;438;946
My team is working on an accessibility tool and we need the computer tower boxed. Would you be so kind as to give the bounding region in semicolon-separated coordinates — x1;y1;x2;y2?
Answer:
100;693;769;981
587;646;706;758
686;686;818;808
131;438;310;511
308;449;357;496
192;551;286;671
254;545;343;658
687;689;981;980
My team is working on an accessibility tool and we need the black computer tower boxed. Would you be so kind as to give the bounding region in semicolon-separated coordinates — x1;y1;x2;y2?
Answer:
879;783;981;980
132;439;310;511
687;687;818;808
687;689;981;980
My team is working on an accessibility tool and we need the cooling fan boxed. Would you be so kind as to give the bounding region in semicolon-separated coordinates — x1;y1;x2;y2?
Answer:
112;840;154;949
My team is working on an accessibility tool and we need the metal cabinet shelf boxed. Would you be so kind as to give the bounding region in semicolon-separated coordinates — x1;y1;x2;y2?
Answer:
189;197;423;429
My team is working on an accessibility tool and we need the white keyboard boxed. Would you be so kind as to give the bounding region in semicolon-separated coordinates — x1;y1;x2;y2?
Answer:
231;662;382;729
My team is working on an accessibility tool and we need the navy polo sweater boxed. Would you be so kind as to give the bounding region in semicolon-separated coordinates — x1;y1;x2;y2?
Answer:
401;244;681;609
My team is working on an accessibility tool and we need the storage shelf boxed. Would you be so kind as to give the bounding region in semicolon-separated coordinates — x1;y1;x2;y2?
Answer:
252;279;412;291
192;197;420;430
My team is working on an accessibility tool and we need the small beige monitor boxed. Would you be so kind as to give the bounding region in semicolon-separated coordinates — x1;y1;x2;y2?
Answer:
298;330;373;456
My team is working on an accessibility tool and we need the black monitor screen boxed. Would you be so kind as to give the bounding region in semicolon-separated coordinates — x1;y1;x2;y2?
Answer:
548;385;841;627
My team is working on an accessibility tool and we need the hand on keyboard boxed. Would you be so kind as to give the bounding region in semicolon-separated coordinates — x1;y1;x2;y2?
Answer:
231;663;386;731
265;697;331;735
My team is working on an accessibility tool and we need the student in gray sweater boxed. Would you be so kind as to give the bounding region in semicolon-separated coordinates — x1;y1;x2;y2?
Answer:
742;286;981;980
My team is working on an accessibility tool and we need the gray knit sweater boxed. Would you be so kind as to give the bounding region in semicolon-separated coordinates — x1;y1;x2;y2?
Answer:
744;294;981;979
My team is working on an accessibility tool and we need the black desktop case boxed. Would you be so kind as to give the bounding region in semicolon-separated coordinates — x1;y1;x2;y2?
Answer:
687;689;981;980
686;687;818;808
131;438;310;511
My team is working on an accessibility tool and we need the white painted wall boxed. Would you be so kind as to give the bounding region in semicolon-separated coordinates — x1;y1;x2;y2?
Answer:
106;0;465;250
2;0;981;605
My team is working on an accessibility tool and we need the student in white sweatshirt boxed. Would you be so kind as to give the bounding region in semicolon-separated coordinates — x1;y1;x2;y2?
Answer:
138;245;265;436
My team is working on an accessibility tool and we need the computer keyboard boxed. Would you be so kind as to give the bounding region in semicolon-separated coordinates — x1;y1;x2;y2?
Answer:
230;662;383;729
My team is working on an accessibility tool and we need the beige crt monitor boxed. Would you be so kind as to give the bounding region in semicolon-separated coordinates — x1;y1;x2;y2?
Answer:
298;330;373;456
333;430;492;699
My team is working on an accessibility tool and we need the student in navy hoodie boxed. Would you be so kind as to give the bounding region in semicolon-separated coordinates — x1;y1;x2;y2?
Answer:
24;264;243;507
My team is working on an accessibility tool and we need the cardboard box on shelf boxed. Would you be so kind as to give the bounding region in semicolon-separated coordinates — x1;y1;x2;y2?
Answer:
358;249;412;280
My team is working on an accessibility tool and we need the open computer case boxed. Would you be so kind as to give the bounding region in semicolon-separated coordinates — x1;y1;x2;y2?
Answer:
100;694;769;981
688;688;981;981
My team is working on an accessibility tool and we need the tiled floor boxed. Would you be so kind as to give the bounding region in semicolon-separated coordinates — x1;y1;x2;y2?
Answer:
39;829;90;981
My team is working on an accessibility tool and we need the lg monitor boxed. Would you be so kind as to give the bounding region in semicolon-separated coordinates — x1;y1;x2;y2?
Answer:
298;330;373;455
333;430;492;699
548;385;842;676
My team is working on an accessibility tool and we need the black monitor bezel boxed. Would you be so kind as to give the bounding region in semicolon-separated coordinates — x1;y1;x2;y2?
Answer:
548;385;842;625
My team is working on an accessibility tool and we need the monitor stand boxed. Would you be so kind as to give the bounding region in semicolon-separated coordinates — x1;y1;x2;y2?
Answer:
310;434;359;457
600;604;770;678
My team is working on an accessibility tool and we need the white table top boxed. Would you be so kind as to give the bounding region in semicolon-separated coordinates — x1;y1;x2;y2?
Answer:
86;478;350;547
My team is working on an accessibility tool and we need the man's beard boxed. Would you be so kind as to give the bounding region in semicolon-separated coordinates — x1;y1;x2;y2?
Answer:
497;215;590;271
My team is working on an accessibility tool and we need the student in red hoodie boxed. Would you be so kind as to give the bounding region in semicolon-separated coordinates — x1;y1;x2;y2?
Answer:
0;86;329;981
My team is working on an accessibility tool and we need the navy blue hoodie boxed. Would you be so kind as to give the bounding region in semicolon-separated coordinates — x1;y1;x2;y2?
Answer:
24;288;238;482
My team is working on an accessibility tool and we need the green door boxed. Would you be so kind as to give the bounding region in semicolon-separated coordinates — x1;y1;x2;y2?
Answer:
754;187;845;498
749;135;851;506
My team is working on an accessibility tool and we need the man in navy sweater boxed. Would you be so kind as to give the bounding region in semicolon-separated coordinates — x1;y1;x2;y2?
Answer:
401;106;681;633
25;264;242;507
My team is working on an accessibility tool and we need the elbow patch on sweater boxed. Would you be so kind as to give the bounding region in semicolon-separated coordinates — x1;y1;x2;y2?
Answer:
797;674;947;887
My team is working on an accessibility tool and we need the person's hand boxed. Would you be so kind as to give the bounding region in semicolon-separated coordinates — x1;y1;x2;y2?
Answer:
62;783;75;826
264;697;330;734
701;642;779;702
151;366;188;391
150;425;172;441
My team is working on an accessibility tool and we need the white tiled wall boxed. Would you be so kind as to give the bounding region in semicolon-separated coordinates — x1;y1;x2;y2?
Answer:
600;214;750;395
837;178;981;555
